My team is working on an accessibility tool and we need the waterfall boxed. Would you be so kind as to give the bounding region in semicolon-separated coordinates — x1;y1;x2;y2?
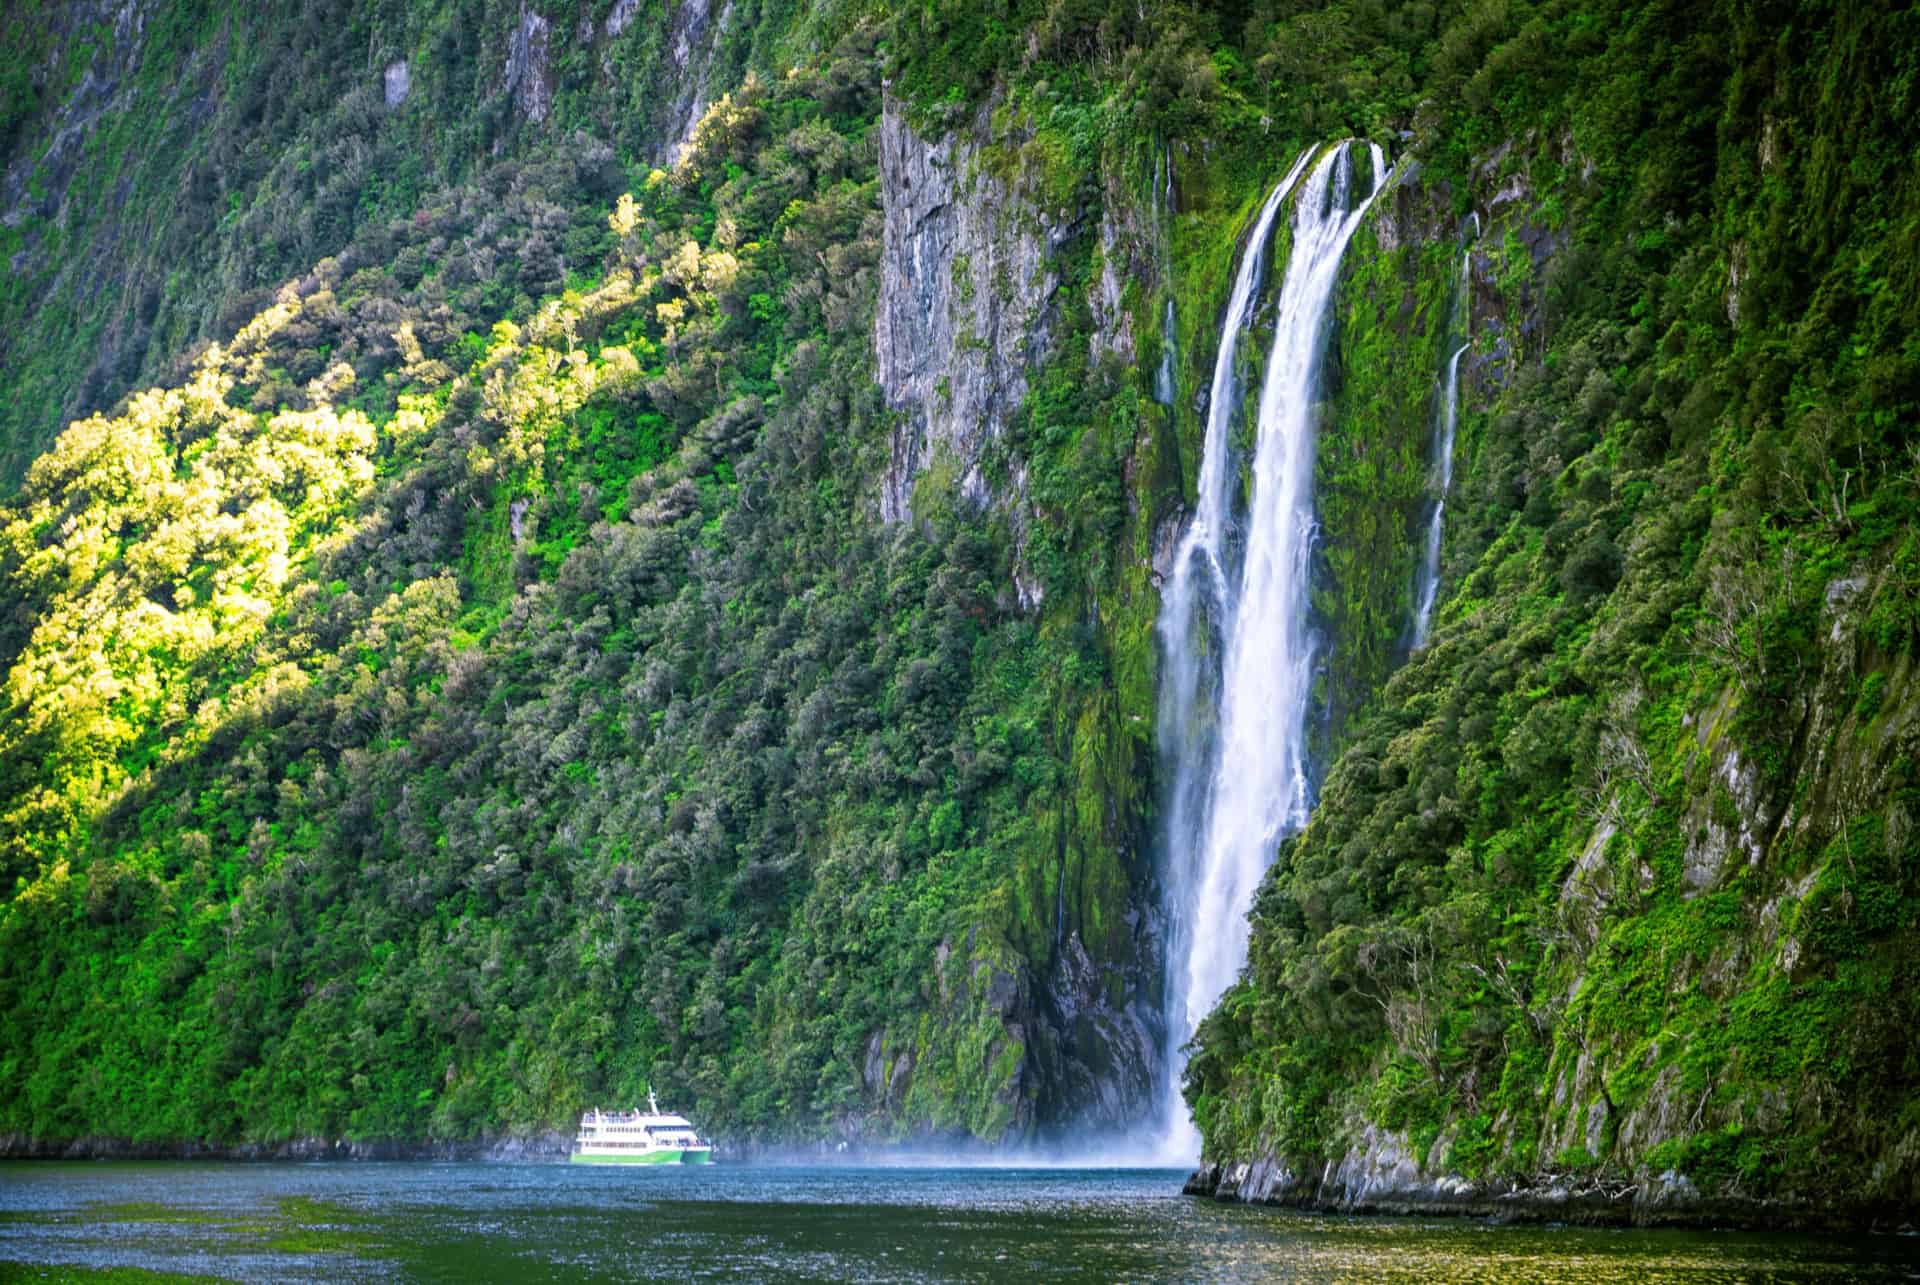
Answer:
1410;226;1477;649
1153;147;1180;407
1152;141;1390;1160
1410;342;1468;649
1153;151;1308;1151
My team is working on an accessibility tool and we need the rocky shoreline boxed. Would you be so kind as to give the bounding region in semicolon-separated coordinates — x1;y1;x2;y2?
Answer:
1183;1156;1916;1233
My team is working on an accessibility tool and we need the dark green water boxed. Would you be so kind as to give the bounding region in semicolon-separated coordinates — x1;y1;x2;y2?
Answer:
1;1163;1913;1282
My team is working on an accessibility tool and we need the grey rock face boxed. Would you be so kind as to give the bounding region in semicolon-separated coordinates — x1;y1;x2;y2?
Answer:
867;94;1167;1136
662;0;734;164
1189;1129;1906;1229
1090;210;1136;367
874;91;1063;534
3;0;151;227
860;1031;914;1111
503;8;553;125
603;0;642;38
1191;1128;1635;1225
1033;924;1161;1131
1364;163;1451;255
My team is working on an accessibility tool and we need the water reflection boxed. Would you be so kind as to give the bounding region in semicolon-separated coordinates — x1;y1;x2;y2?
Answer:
1;1163;1912;1282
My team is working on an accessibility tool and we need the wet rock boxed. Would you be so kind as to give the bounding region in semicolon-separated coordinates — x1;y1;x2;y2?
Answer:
1183;1163;1222;1196
1363;164;1453;255
1030;928;1160;1131
1193;1131;1916;1230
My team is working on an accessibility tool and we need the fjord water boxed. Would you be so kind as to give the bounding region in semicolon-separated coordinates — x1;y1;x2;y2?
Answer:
1153;141;1388;1159
4;1162;1913;1283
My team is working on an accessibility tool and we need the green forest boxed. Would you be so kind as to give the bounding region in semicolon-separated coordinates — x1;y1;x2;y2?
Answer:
1;0;1916;1224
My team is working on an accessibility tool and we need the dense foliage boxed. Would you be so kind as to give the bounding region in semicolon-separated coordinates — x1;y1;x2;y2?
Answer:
0;28;1159;1145
0;0;797;483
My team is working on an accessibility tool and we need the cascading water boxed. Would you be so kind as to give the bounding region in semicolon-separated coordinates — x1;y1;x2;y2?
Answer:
1151;141;1390;1160
1410;225;1478;649
1152;150;1309;1154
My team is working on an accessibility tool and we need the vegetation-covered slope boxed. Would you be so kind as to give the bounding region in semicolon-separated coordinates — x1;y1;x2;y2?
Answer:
1185;0;1920;1220
0;23;1172;1147
0;0;800;484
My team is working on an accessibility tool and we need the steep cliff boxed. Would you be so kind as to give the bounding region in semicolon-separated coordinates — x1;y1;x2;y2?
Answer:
1183;0;1920;1225
0;5;1174;1152
866;78;1173;1141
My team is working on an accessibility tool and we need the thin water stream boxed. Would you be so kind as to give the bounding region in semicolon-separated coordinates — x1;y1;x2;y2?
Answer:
1411;224;1478;649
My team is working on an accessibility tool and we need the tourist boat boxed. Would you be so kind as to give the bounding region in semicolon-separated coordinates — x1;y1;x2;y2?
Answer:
571;1091;714;1164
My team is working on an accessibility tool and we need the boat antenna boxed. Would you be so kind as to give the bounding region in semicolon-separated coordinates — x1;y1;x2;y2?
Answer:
648;1086;659;1114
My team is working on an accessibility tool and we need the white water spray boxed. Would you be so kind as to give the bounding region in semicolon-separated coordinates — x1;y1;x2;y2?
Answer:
1151;142;1390;1161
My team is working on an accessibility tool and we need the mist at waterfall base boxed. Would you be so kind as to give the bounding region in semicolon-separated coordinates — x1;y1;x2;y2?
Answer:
1145;141;1391;1164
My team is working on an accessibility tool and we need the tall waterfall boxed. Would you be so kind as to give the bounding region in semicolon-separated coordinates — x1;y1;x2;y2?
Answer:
1152;141;1389;1159
1410;225;1477;649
